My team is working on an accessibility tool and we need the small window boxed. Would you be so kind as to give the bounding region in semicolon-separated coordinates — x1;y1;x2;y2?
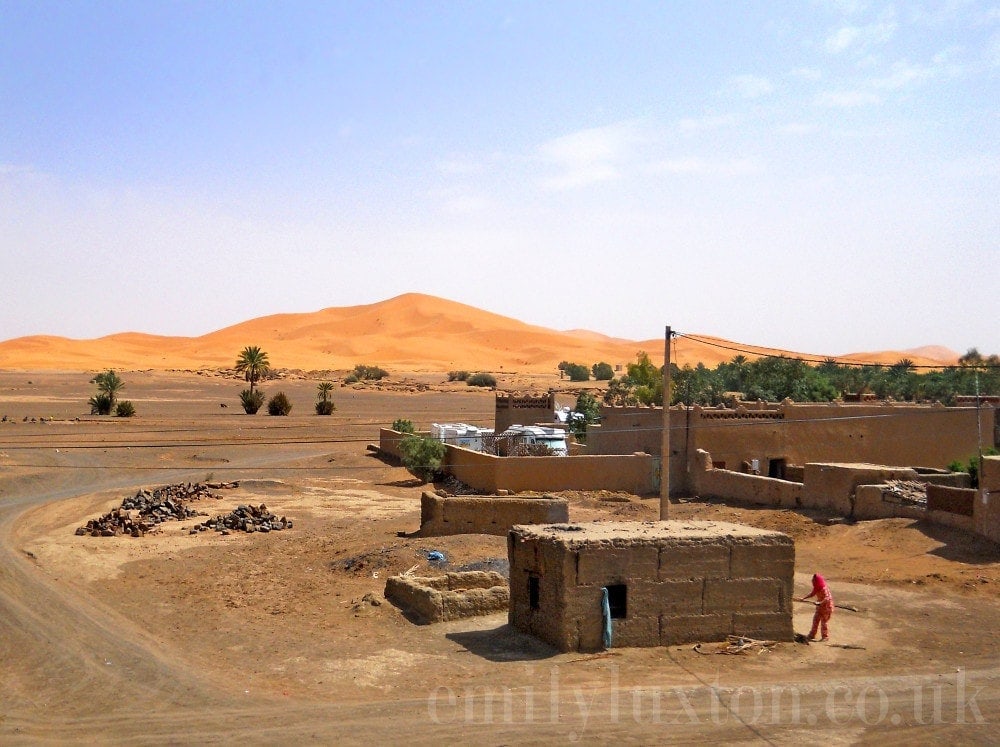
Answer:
528;575;540;610
606;584;627;619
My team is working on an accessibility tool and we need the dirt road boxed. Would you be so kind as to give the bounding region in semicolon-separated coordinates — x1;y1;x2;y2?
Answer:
1;371;998;743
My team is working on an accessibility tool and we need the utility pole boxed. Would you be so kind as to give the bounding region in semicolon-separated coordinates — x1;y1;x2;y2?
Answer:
661;326;672;520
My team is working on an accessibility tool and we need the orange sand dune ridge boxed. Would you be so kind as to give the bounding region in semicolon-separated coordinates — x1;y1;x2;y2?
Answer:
0;293;959;373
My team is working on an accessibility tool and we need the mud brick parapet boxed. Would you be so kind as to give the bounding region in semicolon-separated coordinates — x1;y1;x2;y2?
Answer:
384;571;509;624
508;521;794;652
419;491;569;536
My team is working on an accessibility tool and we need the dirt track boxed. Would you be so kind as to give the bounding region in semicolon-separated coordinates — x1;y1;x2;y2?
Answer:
1;371;999;744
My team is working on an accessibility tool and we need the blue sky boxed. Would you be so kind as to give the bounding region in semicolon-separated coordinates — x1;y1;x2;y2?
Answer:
1;1;997;356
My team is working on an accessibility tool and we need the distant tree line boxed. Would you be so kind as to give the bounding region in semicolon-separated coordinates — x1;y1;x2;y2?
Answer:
558;361;615;382
601;349;1000;408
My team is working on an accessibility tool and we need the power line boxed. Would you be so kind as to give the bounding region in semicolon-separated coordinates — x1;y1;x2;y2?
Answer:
675;332;1000;370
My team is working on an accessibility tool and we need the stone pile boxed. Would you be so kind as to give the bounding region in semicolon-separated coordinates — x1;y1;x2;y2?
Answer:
192;504;291;535
883;480;927;506
75;482;236;538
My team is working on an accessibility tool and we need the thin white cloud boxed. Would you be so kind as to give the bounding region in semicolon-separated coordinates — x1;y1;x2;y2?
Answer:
814;89;881;107
780;122;819;135
728;74;775;99
537;121;641;190
437;158;484;175
788;67;823;81
869;60;935;89
648;156;761;177
677;114;737;134
825;21;896;53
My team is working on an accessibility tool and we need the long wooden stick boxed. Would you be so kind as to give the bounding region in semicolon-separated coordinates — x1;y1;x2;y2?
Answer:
795;598;859;612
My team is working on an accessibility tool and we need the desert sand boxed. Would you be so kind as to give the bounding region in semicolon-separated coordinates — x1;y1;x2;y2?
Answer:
0;293;959;372
0;299;995;744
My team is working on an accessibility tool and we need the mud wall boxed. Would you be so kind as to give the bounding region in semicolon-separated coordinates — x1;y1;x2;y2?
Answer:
384;571;509;623
690;450;802;508
975;456;1000;544
443;445;655;495
588;404;996;494
508;521;794;652
926;484;975;516
378;428;432;460
803;463;919;515
419;491;569;536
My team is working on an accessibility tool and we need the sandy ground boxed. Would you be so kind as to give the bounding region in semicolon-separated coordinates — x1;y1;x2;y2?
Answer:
1;370;998;744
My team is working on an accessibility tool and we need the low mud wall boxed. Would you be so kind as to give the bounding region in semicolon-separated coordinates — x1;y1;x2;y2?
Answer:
691;450;801;508
384;571;509;623
975;457;1000;543
419;492;569;536
854;484;975;531
378;428;432;461
443;446;655;495
927;484;975;516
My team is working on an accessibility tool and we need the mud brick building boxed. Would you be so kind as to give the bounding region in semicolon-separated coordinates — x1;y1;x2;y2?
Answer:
508;520;794;652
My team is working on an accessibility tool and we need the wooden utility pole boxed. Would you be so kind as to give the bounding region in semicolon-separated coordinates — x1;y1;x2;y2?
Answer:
661;326;672;520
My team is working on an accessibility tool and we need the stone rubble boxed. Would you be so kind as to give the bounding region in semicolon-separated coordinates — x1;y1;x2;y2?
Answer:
192;503;292;535
75;482;238;538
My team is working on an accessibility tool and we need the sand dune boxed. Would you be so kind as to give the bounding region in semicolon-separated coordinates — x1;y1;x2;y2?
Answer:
0;293;960;373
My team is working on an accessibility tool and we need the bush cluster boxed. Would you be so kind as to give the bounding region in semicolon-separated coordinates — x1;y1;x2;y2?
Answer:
267;392;292;416
392;418;415;434
240;389;265;414
349;364;388;382
466;372;496;388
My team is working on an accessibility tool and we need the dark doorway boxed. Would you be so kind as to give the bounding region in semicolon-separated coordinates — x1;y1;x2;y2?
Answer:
768;458;787;479
528;575;540;610
606;584;627;619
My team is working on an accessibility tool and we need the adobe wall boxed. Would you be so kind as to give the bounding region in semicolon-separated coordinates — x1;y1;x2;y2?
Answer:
689;449;802;508
384;571;509;624
495;392;557;432
590;403;996;494
508;521;794;652
975;456;1000;544
803;463;920;516
378;428;432;460
926;484;975;516
419;491;569;536
443;445;655;495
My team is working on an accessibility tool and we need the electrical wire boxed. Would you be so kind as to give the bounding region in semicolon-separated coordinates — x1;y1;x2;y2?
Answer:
674;332;1000;370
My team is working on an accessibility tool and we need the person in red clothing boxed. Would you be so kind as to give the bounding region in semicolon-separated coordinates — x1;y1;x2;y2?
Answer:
801;573;833;641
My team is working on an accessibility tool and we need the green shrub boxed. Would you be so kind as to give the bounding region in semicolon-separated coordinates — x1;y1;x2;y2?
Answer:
564;363;590;382
315;400;336;415
352;364;388;381
267;392;292;416
466;372;497;388
592;362;614;381
344;374;359;384
448;371;470;382
240;388;265;414
114;400;136;418
949;448;1000;488
399;434;446;483
89;393;112;415
392;418;415;434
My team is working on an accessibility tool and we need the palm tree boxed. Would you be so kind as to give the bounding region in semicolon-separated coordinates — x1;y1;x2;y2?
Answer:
317;381;334;402
315;381;335;415
92;370;125;407
235;346;270;394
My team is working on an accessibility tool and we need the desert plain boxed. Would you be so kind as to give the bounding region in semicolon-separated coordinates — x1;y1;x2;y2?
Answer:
0;297;997;744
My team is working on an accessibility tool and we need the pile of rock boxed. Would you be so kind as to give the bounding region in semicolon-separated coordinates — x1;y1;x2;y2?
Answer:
883;480;927;507
75;482;236;538
192;504;292;535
